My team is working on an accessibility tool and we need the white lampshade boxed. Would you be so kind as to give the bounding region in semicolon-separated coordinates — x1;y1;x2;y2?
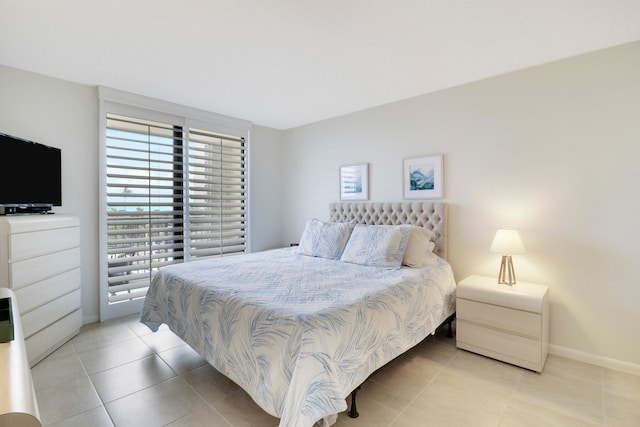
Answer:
490;229;526;255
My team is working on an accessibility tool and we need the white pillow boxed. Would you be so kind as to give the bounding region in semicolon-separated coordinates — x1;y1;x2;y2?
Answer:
340;224;412;269
298;219;355;259
402;226;436;268
422;248;440;267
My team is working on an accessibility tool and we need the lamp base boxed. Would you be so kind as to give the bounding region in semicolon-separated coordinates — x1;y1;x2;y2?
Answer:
497;255;517;285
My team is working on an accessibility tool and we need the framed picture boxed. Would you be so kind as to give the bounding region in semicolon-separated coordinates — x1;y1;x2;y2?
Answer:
340;163;369;200
403;154;443;199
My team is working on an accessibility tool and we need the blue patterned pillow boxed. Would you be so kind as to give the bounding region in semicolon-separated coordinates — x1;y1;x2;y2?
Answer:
298;219;355;259
340;225;412;269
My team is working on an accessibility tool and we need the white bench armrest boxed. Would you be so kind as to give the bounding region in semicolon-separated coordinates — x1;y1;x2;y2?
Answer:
0;288;41;427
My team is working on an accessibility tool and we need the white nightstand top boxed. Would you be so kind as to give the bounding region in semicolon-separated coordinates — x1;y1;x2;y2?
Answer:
457;275;548;313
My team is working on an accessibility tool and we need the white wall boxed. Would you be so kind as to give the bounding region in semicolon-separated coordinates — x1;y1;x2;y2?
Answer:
281;41;640;371
0;65;286;322
249;125;286;251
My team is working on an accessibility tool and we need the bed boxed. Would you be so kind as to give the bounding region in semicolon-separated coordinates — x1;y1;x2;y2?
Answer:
140;202;456;427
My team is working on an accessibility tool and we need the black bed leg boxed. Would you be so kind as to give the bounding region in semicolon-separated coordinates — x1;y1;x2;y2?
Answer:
348;386;361;418
446;313;456;338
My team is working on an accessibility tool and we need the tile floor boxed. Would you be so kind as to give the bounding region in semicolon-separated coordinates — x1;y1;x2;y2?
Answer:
30;315;640;427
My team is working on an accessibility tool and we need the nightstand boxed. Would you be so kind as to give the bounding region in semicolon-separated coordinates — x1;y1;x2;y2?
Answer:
456;275;549;372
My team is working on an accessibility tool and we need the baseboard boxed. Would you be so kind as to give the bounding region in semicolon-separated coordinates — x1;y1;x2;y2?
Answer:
83;314;99;324
549;344;640;376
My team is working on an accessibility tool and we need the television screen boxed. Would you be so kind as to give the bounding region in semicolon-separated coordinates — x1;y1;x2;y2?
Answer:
0;133;62;211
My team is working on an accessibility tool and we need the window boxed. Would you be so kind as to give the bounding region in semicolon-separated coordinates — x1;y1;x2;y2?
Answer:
99;88;250;320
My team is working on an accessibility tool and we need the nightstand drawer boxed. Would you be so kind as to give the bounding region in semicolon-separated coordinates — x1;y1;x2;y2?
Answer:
457;298;542;339
457;320;542;366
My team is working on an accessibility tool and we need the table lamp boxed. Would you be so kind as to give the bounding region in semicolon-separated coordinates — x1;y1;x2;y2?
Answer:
490;229;525;285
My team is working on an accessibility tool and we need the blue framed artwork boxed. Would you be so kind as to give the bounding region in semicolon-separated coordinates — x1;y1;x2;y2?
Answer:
403;154;443;199
340;163;368;200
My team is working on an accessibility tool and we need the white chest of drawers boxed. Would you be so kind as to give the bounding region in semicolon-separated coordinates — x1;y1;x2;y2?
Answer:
0;214;82;366
456;275;549;372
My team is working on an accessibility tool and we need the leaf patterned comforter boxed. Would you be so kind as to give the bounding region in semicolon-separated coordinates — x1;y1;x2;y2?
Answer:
140;247;456;427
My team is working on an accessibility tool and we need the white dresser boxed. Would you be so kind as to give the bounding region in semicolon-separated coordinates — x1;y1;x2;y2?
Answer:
456;275;549;372
0;214;82;366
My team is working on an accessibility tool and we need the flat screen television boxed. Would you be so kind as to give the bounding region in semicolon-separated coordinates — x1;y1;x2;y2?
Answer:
0;132;62;214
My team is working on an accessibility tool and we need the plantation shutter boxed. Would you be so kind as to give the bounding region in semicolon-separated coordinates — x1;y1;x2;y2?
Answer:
188;129;247;258
99;88;251;321
104;115;247;306
105;114;185;303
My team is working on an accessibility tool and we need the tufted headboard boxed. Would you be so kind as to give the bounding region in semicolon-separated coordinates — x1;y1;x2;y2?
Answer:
329;202;449;260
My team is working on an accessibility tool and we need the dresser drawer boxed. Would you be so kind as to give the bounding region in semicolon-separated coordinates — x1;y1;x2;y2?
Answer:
25;308;82;366
14;268;81;314
457;320;543;366
21;289;81;338
457;298;542;339
10;226;80;262
9;247;81;290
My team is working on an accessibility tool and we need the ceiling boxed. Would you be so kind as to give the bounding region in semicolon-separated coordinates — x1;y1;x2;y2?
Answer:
1;1;640;130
